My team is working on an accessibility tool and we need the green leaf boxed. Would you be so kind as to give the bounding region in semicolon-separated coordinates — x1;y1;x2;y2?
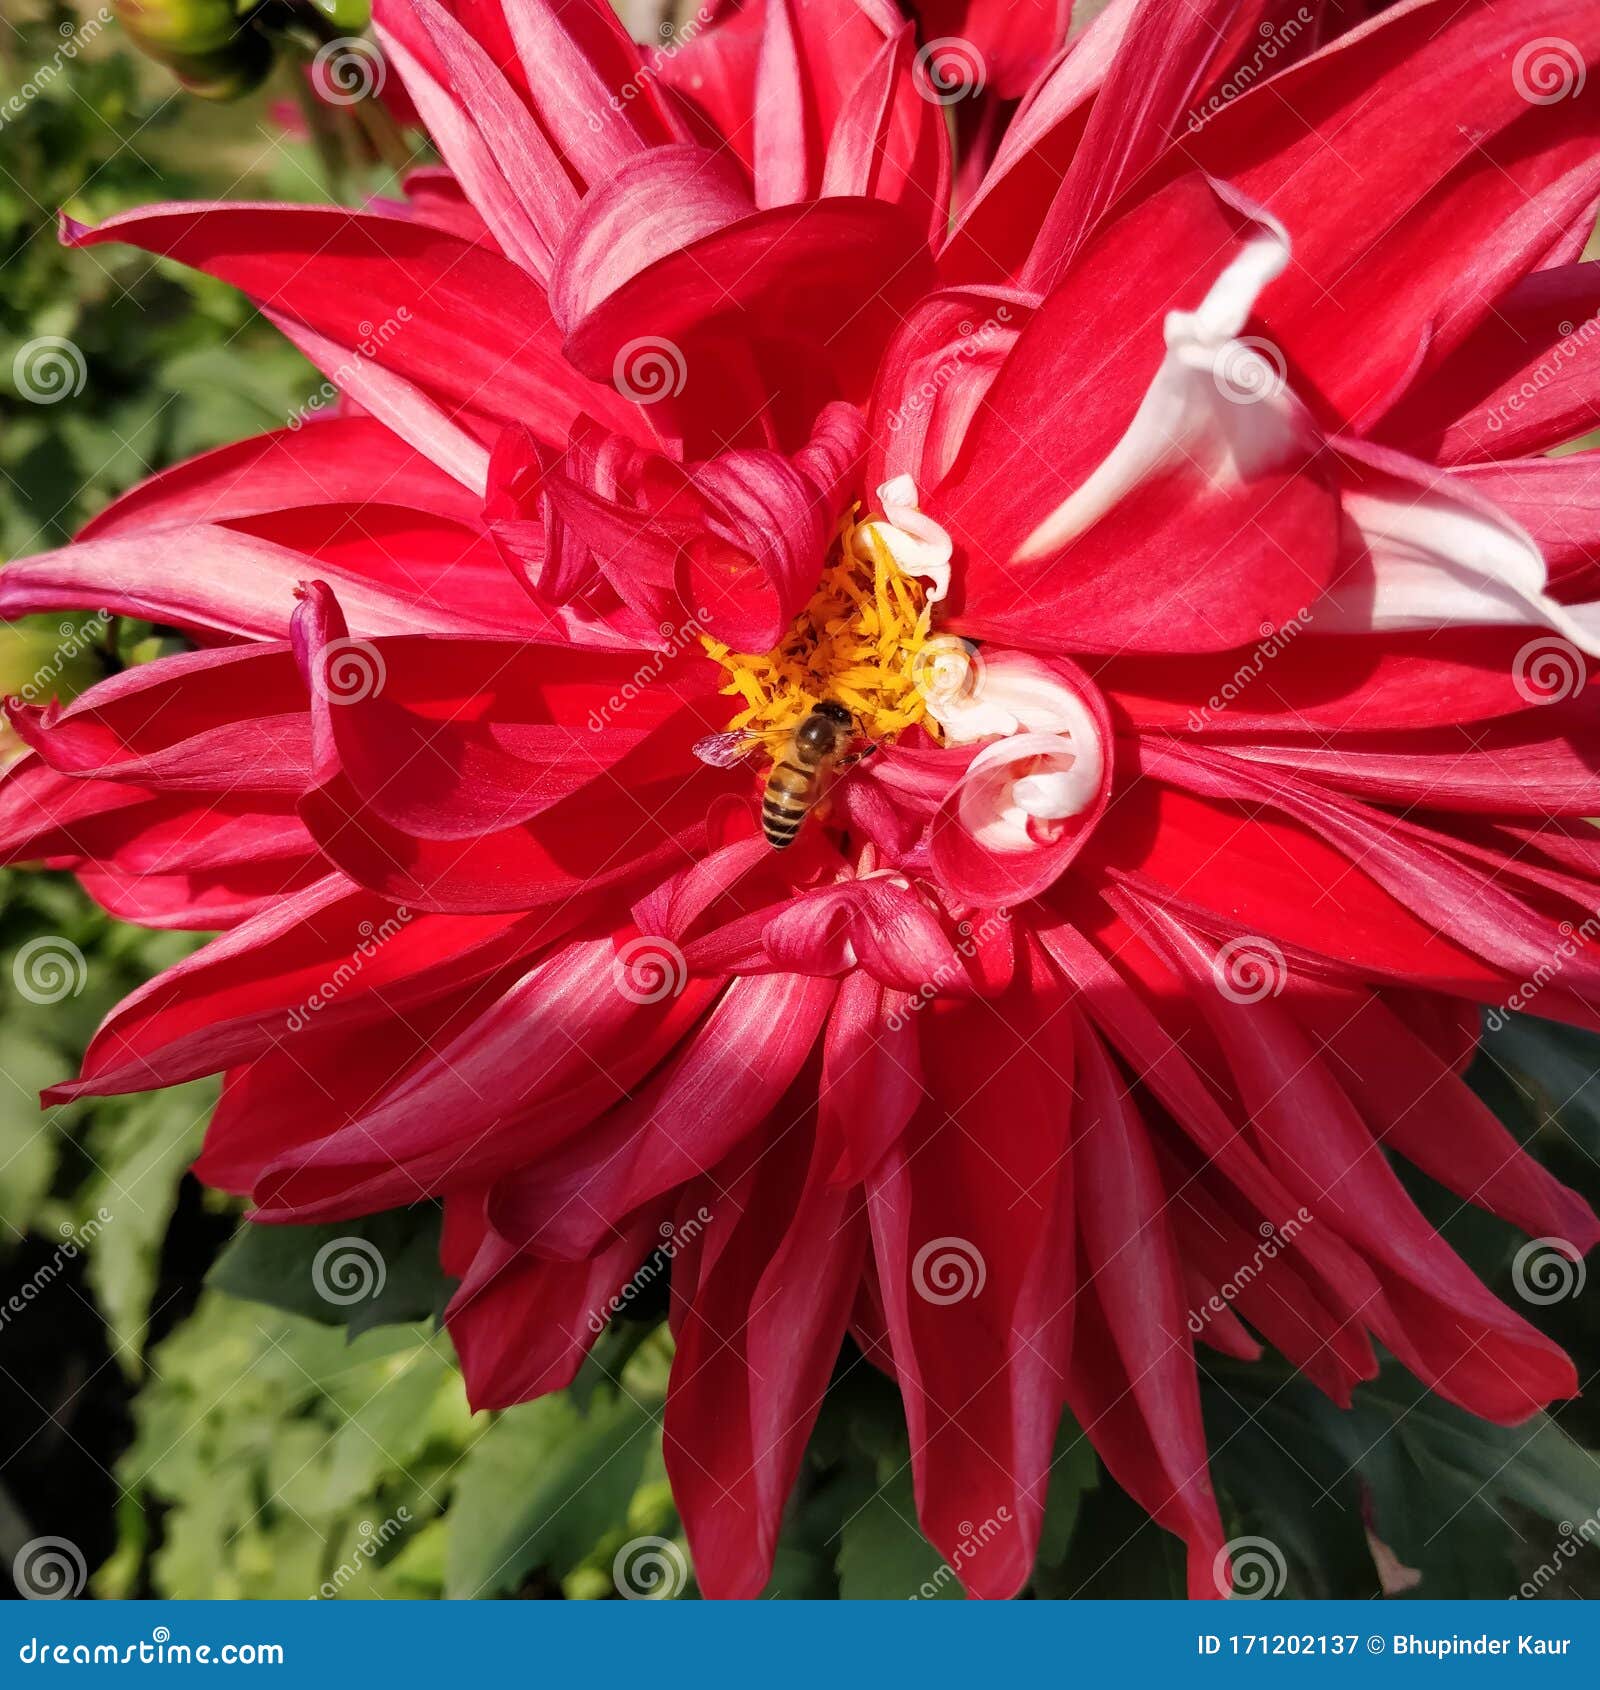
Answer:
1204;1359;1600;1599
207;1205;451;1336
1477;1014;1600;1162
837;1462;960;1600
0;1028;68;1235
1043;1469;1191;1598
81;1080;215;1369
1036;1413;1100;1568
446;1389;662;1598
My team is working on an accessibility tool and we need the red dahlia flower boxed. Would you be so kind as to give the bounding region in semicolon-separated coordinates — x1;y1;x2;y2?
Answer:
8;0;1600;1599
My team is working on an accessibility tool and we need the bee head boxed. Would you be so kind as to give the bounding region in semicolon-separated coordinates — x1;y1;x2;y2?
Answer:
813;700;854;729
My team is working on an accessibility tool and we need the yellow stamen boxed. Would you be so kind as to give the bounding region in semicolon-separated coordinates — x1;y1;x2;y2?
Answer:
699;503;941;751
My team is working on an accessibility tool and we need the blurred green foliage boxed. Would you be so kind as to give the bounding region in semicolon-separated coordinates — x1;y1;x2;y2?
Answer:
0;3;315;560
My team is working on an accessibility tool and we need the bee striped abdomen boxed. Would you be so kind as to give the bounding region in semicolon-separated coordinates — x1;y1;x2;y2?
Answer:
761;757;817;848
760;701;855;850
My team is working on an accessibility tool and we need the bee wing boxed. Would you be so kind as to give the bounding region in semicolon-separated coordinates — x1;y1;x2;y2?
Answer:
692;729;764;770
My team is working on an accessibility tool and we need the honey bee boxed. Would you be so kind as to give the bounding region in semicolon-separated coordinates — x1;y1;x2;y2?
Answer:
692;702;866;849
761;701;858;849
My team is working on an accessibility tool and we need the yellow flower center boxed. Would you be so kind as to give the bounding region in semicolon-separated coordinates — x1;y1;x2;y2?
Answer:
699;505;942;750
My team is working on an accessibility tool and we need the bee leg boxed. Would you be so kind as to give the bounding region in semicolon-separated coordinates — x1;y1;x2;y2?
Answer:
838;744;879;768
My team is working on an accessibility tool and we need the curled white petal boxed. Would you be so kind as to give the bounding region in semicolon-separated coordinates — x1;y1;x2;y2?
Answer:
935;654;1100;748
853;474;952;603
1320;475;1600;657
957;730;1102;852
1015;210;1308;563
